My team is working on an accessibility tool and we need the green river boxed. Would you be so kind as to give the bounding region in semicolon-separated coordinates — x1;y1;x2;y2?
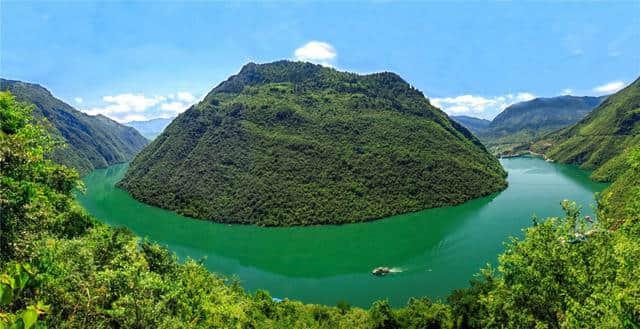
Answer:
75;157;607;307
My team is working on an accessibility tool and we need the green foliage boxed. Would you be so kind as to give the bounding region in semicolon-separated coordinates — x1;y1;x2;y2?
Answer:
0;79;148;175
336;300;351;314
0;264;49;329
597;145;640;226
119;61;507;226
0;92;93;262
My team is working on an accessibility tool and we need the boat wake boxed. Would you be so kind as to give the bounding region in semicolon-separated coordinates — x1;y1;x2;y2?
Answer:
389;267;404;273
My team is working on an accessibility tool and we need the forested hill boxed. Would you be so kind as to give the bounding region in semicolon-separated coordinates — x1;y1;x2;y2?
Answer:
450;115;491;134
487;95;605;136
539;77;640;182
118;60;507;226
0;79;149;174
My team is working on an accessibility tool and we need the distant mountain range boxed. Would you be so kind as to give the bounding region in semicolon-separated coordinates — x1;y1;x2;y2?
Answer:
124;117;174;139
450;115;491;134
451;95;606;154
0;79;149;174
118;60;507;226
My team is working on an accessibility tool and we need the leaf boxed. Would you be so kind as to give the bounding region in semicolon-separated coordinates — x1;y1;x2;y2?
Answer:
21;308;38;329
0;286;13;306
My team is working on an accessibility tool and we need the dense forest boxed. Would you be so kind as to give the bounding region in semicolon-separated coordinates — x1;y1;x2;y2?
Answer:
2;81;639;328
118;61;507;226
0;79;149;175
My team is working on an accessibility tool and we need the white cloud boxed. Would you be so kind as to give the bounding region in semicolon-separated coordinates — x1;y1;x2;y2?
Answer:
160;102;188;114
515;92;535;101
430;92;536;119
74;97;83;104
121;114;149;122
561;89;573;95
592;81;625;94
80;91;196;122
85;93;165;116
294;41;337;66
177;92;195;102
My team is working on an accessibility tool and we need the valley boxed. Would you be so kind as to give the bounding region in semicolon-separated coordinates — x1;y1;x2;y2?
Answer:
1;3;638;326
2;72;638;327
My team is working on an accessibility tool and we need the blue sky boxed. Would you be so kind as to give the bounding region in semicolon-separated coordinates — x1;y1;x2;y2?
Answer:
2;1;639;121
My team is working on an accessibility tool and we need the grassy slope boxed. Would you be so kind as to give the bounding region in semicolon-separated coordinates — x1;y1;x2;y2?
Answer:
118;61;507;226
0;78;149;174
542;77;640;181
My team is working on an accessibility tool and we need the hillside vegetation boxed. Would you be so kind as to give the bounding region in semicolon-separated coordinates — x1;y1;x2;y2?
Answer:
0;79;148;174
474;96;604;154
118;61;507;226
539;77;640;181
1;90;638;328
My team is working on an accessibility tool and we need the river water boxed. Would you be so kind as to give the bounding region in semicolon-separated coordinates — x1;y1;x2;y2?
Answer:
76;157;607;307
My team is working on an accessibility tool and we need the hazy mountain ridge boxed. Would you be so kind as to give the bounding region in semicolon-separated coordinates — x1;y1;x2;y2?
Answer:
450;95;606;154
450;115;491;134
487;95;606;135
124;117;174;139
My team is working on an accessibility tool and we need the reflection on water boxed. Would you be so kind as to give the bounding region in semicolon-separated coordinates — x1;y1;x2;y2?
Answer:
76;157;607;307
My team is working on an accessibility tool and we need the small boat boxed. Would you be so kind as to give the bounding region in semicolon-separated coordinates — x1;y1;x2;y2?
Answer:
371;267;391;276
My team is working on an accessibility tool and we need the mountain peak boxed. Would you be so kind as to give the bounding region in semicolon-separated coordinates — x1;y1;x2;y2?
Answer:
208;60;414;98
